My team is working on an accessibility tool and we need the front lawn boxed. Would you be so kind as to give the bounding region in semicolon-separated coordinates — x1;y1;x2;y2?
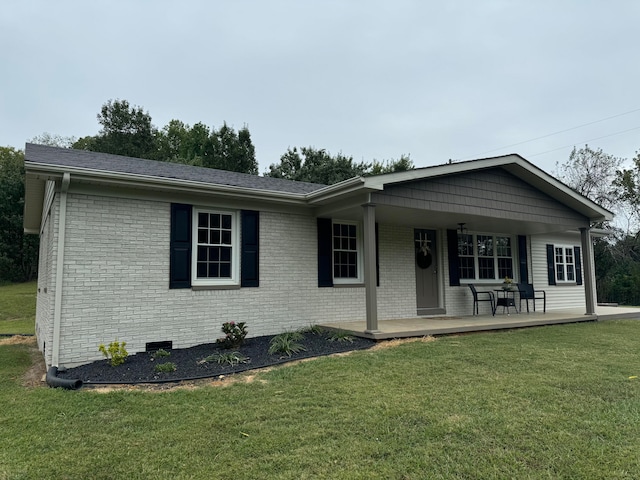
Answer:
2;320;640;479
0;281;36;335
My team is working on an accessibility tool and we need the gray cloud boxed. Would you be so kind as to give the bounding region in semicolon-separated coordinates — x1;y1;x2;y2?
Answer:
2;0;639;174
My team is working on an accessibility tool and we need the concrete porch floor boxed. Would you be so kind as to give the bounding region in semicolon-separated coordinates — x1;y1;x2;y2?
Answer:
321;306;640;340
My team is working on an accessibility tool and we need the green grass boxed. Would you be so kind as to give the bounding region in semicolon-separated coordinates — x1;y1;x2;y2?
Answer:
2;320;640;479
0;281;36;334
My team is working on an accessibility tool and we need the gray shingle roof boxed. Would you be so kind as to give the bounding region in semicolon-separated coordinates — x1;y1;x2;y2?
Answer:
24;143;327;195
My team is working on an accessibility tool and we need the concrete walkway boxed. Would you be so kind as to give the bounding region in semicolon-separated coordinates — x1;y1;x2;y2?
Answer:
321;306;640;340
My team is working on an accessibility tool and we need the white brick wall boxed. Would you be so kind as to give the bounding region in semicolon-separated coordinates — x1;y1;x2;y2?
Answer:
377;224;417;319
55;194;382;366
35;197;58;364
41;191;592;367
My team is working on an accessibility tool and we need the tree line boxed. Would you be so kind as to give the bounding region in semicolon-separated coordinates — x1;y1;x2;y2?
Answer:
555;145;640;305
4;99;640;306
0;99;413;282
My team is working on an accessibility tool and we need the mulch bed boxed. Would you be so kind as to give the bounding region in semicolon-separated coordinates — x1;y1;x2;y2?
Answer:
57;330;376;385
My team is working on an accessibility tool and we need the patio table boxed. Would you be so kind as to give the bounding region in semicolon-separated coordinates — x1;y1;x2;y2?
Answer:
494;289;519;315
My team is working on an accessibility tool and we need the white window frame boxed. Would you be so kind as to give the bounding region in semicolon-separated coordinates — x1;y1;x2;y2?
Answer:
458;232;516;283
332;220;363;284
191;208;240;287
554;245;576;283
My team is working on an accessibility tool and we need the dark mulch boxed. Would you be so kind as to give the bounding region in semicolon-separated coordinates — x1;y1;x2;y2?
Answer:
58;330;376;385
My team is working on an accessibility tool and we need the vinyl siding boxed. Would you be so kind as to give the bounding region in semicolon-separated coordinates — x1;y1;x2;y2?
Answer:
373;168;588;227
530;232;586;310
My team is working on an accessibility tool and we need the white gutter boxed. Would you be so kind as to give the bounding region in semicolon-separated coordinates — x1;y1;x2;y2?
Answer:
24;162;311;205
51;173;70;368
305;176;370;203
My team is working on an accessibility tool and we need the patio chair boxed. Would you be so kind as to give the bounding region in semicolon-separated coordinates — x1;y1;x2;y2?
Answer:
516;283;546;313
469;284;495;316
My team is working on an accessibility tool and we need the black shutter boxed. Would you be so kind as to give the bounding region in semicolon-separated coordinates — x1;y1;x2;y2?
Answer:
170;203;192;289
546;244;556;285
241;210;259;287
518;235;528;283
574;246;583;285
375;223;380;287
317;218;333;287
447;229;460;286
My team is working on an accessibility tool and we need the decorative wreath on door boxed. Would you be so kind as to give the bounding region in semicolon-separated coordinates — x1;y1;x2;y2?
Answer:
416;241;432;269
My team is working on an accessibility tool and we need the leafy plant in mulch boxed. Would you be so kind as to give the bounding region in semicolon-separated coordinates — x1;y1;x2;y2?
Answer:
151;348;171;359
328;330;355;343
98;340;128;367
154;362;177;373
298;324;324;335
216;321;248;349
198;351;250;367
269;331;307;357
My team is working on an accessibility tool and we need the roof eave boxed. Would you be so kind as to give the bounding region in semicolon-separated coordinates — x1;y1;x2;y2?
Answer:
306;176;375;204
24;161;311;205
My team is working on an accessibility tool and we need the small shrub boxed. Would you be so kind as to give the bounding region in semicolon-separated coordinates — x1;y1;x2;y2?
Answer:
199;352;249;366
269;331;306;357
152;348;171;359
98;340;128;367
298;325;324;335
328;330;354;343
154;362;176;373
216;321;248;349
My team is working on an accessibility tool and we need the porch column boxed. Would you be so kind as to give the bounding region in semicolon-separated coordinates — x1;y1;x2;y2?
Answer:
580;227;596;315
362;203;379;333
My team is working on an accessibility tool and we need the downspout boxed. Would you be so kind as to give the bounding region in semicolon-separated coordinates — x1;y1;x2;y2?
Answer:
47;173;83;389
51;173;70;368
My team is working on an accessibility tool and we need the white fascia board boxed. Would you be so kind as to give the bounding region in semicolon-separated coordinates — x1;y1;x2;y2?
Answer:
305;176;372;204
590;228;614;238
24;162;310;206
357;156;526;189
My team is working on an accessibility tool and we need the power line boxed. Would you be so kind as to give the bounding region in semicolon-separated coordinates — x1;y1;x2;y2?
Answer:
527;125;640;158
458;107;640;160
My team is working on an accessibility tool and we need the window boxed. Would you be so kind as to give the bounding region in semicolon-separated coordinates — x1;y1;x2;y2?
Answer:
332;221;362;283
458;234;475;279
554;246;576;283
457;233;514;281
192;208;239;286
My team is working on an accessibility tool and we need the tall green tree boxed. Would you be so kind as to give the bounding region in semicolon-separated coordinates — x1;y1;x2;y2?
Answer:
0;147;38;282
266;147;413;185
370;154;415;175
265;147;371;184
156;120;212;166
614;150;640;216
74;99;258;174
208;123;258;174
73;99;158;160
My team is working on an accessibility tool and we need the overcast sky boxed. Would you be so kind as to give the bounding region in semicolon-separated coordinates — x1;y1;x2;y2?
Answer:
2;1;639;175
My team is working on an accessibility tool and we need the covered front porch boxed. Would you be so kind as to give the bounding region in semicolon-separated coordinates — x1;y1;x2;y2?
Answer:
310;158;611;332
322;306;640;340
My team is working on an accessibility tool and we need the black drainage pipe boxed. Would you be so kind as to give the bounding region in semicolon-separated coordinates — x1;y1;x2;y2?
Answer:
46;366;83;390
